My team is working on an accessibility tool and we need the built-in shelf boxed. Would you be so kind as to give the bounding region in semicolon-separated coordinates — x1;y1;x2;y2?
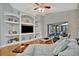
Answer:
4;21;19;24
6;34;19;37
21;33;34;35
21;23;34;26
1;11;36;46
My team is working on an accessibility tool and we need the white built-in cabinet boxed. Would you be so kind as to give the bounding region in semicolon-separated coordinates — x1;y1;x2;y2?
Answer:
0;4;42;47
1;12;35;46
34;15;42;38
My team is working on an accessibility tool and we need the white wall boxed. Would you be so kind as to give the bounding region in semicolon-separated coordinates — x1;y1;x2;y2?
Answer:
42;10;78;39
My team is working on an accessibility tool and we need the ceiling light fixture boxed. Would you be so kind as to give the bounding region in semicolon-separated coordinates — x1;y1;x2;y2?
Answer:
34;3;51;13
38;8;45;13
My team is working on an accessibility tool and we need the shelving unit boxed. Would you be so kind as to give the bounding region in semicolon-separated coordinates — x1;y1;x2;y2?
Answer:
5;34;19;37
21;33;34;35
21;23;34;26
20;13;35;42
4;21;19;24
34;16;42;38
0;4;42;47
2;12;20;46
1;11;35;46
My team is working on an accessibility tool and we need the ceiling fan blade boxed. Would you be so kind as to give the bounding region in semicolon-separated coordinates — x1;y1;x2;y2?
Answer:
35;3;39;5
34;7;38;10
45;6;51;9
34;3;43;7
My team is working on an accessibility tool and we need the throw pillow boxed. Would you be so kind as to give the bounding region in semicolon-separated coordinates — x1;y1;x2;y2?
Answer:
52;39;70;56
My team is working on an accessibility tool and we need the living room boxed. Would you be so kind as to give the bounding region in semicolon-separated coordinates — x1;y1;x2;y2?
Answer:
0;3;79;56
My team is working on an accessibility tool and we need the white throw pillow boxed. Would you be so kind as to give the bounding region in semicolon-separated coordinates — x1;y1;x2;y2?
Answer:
53;39;70;56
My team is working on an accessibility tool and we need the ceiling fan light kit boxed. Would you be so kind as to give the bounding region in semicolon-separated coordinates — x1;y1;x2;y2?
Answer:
38;8;45;12
34;3;51;13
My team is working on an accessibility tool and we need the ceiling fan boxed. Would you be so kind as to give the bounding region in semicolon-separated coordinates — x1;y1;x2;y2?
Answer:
33;3;51;12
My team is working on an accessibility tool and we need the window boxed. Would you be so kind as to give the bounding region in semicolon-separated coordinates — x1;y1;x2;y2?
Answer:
48;22;68;37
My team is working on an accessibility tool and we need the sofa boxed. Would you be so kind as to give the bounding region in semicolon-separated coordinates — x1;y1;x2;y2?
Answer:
16;39;79;56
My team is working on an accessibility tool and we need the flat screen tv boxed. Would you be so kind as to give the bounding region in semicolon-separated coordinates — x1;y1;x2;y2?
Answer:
21;25;33;33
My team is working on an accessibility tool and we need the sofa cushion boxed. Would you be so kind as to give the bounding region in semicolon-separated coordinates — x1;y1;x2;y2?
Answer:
52;39;70;56
58;40;79;56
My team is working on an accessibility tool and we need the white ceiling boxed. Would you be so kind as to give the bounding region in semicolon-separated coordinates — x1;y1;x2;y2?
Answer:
10;3;78;16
